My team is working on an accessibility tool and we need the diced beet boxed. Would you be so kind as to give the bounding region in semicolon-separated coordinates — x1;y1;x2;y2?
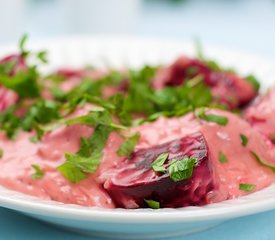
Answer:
103;132;215;208
153;56;257;108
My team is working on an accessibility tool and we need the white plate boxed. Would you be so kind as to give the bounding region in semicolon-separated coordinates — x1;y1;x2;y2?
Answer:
1;36;275;239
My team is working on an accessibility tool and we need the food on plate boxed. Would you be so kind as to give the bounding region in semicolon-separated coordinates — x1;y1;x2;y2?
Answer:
0;35;275;209
244;87;275;144
102;109;275;208
153;56;259;108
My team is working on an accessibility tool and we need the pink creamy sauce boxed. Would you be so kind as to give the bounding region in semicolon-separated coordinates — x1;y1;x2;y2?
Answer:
1;106;274;207
0;103;123;208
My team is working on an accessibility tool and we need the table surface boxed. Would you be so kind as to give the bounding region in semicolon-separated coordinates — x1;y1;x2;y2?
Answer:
1;0;275;239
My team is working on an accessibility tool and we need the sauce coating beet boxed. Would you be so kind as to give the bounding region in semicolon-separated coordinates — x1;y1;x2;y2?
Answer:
104;132;216;208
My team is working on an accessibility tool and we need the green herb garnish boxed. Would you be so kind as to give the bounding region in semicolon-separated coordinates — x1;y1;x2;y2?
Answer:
245;75;260;91
269;134;275;143
36;50;48;63
218;151;228;163
239;183;255;192
0;148;3;158
240;134;248;147
197;109;228;126
31;164;44;180
57;125;112;183
19;33;29;56
250;151;275;172
151;153;169;173
144;199;160;209
117;132;140;158
168;157;197;182
29;136;39;143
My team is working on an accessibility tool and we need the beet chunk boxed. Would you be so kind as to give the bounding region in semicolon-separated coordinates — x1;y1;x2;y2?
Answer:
104;132;215;208
154;57;257;109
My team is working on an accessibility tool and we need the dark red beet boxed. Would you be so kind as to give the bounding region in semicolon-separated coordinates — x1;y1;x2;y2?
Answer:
104;132;215;208
154;56;257;108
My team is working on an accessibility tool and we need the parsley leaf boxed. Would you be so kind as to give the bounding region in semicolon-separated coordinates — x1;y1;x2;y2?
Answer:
151;153;169;173
250;151;275;172
269;133;275;143
218;151;228;163
0;106;21;139
197;109;228;126
239;183;255;192
168;157;197;182
36;50;48;64
57;125;112;183
245;75;260;91
0;66;40;98
144;199;160;209
57;161;86;183
19;33;29;56
66;110;125;130
31;164;44;180
117;132;140;158
0;148;3;158
22;100;61;131
29;136;39;143
240;134;248;147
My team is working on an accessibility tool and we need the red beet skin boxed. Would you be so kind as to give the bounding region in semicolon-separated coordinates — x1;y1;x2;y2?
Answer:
104;132;215;208
154;57;257;108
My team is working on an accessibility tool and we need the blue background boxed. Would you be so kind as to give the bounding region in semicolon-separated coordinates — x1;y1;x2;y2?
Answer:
0;0;275;239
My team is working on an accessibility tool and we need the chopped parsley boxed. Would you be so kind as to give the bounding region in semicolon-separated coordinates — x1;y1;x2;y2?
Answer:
218;151;228;163
240;134;248;147
144;199;160;209
57;125;112;183
269;134;275;143
239;183;255;192
245;75;260;91
29;136;39;143
168;157;197;182
0;148;3;158
197;109;228;126
0;66;40;98
117;132;140;158
19;33;29;56
151;153;169;173
31;164;44;180
250;151;275;172
65;110;125;130
36;50;48;64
